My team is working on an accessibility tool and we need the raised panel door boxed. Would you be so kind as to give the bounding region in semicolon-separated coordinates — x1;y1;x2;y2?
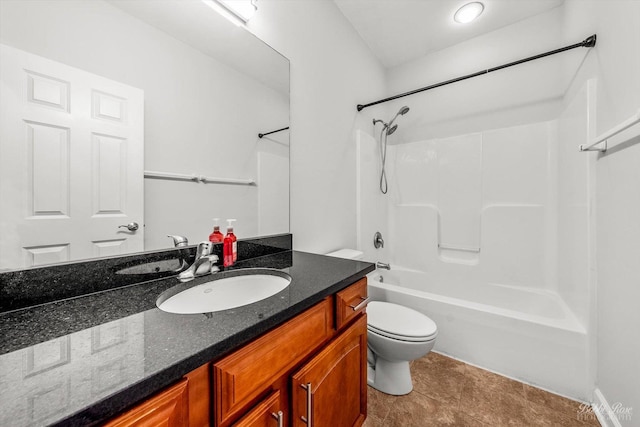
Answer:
104;378;189;427
291;315;367;427
0;43;144;269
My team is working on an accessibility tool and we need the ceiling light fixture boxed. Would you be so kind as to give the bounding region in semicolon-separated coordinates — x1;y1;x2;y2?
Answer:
202;0;257;26
454;2;484;24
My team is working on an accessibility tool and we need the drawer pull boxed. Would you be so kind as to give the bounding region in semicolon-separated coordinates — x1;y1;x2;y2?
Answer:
271;410;284;427
349;296;371;311
300;382;312;426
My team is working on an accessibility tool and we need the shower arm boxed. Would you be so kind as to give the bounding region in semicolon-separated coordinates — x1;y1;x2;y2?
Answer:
356;34;597;111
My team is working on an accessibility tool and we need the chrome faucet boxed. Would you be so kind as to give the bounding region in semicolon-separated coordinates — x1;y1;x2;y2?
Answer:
177;241;219;282
167;235;189;248
376;262;391;270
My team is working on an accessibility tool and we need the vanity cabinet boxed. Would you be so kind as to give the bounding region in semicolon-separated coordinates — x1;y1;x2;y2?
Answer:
213;298;335;426
106;277;368;427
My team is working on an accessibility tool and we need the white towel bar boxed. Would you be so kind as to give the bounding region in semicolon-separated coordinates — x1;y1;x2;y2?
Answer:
580;108;640;152
144;170;256;186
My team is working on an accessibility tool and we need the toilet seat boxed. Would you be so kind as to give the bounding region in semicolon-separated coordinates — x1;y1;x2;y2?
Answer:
367;301;437;342
368;326;437;342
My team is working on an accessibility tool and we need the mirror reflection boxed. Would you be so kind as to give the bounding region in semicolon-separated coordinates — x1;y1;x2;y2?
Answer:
0;0;290;271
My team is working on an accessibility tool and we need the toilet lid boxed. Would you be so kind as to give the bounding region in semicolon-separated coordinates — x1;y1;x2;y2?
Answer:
367;301;437;340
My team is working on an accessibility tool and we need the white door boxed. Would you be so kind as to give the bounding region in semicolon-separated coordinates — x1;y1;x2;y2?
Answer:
0;44;144;270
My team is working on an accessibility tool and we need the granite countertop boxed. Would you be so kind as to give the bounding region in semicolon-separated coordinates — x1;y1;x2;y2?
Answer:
0;250;374;427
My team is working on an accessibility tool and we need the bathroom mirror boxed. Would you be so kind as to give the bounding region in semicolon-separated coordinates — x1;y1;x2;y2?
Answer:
0;0;290;270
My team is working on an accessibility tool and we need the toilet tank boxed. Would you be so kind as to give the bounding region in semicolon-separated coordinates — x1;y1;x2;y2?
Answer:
325;249;364;260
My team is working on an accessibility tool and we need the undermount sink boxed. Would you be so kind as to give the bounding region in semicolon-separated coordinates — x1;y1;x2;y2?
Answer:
156;268;291;314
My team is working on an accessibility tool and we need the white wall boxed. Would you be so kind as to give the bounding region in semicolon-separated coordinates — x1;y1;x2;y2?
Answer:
0;0;289;251
561;1;640;424
386;7;565;142
249;0;387;254
377;0;640;421
382;121;555;292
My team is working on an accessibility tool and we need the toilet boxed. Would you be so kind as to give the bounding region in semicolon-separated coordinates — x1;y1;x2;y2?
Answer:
325;249;438;395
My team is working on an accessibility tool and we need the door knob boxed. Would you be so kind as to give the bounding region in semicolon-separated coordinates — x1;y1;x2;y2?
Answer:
118;222;139;231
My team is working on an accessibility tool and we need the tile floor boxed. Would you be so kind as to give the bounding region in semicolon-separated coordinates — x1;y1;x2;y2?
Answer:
364;352;600;427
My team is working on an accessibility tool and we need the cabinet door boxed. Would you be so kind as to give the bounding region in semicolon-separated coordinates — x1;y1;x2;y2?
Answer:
232;391;284;427
291;315;367;427
104;378;189;427
214;298;333;425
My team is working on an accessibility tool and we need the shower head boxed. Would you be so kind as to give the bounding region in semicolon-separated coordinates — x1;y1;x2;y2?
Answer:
374;106;410;133
388;105;410;128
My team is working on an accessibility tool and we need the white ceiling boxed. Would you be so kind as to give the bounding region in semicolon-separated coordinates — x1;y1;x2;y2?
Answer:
334;0;565;68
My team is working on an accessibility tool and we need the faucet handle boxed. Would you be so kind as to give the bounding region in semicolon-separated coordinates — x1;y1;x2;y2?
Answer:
374;231;384;249
195;241;213;258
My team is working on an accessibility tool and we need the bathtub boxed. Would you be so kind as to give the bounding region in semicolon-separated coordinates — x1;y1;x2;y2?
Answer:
367;268;590;400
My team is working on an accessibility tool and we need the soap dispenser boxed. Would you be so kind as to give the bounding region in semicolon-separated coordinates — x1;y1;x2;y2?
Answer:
209;218;224;243
223;219;237;267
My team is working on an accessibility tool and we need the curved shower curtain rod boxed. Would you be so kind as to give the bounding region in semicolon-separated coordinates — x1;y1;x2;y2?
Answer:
356;34;597;112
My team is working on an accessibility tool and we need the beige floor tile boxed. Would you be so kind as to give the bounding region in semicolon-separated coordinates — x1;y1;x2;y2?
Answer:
527;400;599;427
385;390;467;427
524;384;586;418
464;364;526;399
459;380;531;426
412;354;466;404
367;385;398;421
362;413;386;427
365;353;600;427
419;352;467;375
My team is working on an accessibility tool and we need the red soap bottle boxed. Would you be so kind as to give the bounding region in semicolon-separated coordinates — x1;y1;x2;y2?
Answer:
209;218;224;243
223;219;237;267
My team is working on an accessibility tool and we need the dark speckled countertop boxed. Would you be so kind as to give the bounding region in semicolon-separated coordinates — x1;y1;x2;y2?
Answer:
0;249;374;426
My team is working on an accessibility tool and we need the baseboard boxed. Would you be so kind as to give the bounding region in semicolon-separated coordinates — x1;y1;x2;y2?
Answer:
593;388;623;427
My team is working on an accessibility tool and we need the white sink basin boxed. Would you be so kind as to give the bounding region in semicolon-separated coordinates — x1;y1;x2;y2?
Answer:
157;269;291;314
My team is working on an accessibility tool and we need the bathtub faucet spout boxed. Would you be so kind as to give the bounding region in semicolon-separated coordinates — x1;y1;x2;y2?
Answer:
376;262;391;270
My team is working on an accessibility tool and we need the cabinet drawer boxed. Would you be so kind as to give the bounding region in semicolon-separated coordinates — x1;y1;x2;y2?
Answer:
232;391;283;427
214;298;333;425
104;378;189;427
335;278;368;330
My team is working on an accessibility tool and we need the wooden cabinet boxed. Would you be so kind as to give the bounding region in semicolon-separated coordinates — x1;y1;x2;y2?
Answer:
335;278;368;330
232;391;283;427
104;378;189;427
213;298;334;426
291;315;367;427
185;364;211;427
107;278;368;427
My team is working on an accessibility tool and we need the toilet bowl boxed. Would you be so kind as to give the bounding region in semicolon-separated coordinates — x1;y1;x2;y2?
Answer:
325;249;438;395
367;301;437;395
